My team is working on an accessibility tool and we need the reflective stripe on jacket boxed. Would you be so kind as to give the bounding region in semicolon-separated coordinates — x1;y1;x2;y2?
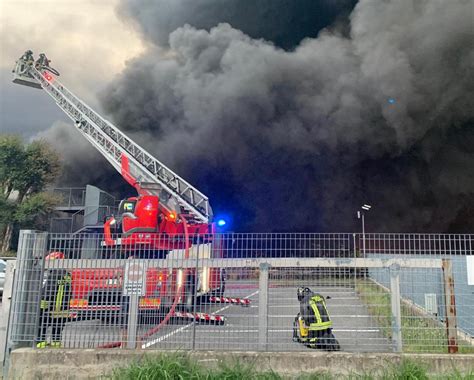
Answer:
40;272;71;314
308;295;332;331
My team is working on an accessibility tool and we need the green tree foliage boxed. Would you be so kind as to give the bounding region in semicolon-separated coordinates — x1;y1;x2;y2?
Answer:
0;135;61;253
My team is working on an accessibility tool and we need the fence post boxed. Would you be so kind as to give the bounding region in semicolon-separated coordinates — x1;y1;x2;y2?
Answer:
191;247;200;350
258;262;270;351
127;295;139;349
442;259;458;353
352;233;356;257
4;231;46;378
10;231;46;343
1;261;16;365
389;263;402;352
124;260;146;349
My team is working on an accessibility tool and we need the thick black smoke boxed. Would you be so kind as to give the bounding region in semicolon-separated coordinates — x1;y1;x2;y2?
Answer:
37;122;131;195
117;0;356;50
56;0;474;232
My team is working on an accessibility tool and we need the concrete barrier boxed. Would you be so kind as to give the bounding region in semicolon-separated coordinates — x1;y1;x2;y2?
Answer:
8;348;474;379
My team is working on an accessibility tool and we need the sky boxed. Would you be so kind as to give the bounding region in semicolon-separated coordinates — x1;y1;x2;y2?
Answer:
1;0;473;233
0;0;144;134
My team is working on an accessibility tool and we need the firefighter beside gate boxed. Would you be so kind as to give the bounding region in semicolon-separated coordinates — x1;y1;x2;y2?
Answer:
37;252;72;348
293;286;340;351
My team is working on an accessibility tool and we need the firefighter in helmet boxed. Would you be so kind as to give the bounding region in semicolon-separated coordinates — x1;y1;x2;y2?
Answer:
292;286;340;351
21;50;34;65
36;252;72;348
35;53;50;69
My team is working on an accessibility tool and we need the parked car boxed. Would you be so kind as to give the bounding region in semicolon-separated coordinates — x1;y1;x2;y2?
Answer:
0;259;6;295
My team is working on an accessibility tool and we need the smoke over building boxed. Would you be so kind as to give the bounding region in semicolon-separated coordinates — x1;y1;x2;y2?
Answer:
47;0;474;232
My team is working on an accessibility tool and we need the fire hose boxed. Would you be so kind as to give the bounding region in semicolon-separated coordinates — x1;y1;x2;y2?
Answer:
42;66;60;76
98;214;190;348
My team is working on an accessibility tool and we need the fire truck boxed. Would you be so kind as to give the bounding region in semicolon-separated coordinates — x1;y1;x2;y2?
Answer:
12;51;230;321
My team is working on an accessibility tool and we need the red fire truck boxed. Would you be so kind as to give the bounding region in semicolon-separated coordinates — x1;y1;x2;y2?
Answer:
13;51;226;320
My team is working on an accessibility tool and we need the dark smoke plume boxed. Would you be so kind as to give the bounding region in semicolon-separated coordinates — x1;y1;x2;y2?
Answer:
117;0;356;50
55;0;474;232
37;122;130;195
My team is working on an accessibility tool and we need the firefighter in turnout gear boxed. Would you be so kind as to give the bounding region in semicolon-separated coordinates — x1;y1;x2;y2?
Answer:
36;252;72;348
292;287;340;351
35;53;50;69
21;50;34;65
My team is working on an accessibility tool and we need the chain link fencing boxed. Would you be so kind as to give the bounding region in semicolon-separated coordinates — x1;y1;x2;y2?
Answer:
6;231;474;353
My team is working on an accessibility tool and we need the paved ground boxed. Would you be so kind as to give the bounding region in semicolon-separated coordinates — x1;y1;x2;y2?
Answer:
60;279;392;352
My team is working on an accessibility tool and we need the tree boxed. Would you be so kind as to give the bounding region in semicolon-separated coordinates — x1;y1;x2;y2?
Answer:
0;135;61;253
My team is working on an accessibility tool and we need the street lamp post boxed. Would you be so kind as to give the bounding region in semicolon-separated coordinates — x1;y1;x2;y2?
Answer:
357;204;371;257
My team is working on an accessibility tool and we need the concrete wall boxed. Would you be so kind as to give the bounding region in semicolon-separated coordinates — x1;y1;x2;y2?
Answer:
8;348;474;379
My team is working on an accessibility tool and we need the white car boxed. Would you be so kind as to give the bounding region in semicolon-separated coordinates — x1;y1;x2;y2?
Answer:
0;260;6;294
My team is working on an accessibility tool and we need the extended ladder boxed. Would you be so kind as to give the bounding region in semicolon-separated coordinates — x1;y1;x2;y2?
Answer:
12;53;211;223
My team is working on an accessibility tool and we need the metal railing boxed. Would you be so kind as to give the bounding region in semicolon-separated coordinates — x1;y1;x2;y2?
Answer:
51;188;86;209
6;231;474;354
49;206;117;233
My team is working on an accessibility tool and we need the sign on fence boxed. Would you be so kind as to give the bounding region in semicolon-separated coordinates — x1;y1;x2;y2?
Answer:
123;262;146;295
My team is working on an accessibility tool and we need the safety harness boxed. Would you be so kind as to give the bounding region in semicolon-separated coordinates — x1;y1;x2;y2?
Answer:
40;274;72;318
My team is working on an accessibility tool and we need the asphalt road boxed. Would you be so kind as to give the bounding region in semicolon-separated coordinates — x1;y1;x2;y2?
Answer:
60;280;392;352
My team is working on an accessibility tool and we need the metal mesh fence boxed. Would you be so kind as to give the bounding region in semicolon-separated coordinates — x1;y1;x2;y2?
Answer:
8;231;474;353
52;188;86;208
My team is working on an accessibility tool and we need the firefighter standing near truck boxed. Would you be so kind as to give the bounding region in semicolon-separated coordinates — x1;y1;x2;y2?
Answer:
292;287;340;351
36;252;72;348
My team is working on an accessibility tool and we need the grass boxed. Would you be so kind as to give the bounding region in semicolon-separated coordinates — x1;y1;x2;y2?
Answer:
355;279;474;354
110;353;281;380
110;353;474;380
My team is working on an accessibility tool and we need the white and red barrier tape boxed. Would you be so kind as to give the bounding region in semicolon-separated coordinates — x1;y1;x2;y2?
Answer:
173;311;225;324
208;296;251;306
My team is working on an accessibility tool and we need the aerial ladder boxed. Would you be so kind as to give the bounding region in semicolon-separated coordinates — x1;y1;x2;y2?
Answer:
12;50;212;250
12;52;247;342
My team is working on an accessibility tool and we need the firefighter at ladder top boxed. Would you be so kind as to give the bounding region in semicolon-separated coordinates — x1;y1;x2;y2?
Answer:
293;287;340;350
37;252;72;348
